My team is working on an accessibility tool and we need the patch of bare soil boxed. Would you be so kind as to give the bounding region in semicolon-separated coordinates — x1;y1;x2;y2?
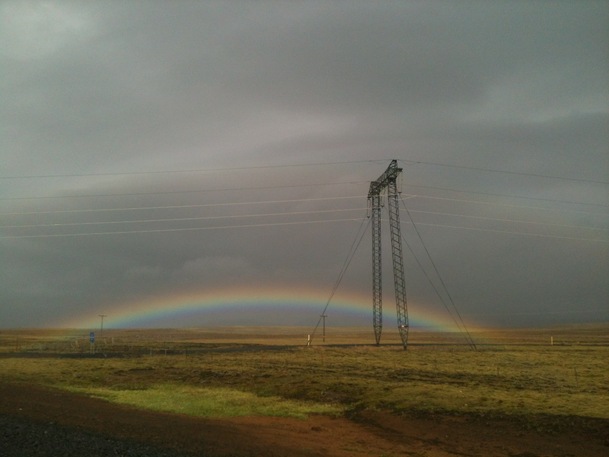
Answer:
1;382;607;457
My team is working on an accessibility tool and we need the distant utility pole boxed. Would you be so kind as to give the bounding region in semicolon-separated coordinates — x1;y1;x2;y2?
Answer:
99;314;107;338
321;314;327;343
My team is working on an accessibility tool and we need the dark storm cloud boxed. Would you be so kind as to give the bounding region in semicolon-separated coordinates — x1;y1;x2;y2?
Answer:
1;1;607;328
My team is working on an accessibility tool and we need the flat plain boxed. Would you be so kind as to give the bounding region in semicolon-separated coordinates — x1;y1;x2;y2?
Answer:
1;324;608;456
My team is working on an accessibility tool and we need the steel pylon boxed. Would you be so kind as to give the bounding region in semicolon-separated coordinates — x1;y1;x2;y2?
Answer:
370;191;382;345
368;160;409;349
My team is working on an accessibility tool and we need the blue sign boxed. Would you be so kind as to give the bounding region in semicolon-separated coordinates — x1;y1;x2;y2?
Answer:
89;332;95;343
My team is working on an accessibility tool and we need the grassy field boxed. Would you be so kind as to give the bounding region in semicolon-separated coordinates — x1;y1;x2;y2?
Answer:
1;325;608;424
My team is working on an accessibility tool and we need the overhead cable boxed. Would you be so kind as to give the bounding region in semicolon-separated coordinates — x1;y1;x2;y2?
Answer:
403;183;609;209
400;195;477;349
310;216;371;344
3;207;368;229
0;195;369;215
0;159;384;180
0;217;365;239
403;159;609;185
0;180;369;201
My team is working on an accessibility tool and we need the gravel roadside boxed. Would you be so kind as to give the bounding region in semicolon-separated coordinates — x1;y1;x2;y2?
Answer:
0;414;192;457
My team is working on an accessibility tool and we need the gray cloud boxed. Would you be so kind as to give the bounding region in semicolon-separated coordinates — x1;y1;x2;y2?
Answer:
1;1;607;329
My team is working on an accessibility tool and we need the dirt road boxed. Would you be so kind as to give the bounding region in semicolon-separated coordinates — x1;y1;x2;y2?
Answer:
1;382;607;456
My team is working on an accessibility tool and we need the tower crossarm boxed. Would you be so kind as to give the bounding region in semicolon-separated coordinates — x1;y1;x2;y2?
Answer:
367;160;402;198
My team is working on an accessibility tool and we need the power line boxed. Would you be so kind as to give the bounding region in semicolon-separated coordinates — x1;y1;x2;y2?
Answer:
0;159;384;180
3;213;607;242
400;195;477;349
404;183;609;209
401;223;477;343
0;204;609;243
403;159;609;185
3;164;606;213
408;209;608;233
0;217;365;239
0;181;369;201
3;186;604;219
4;157;606;185
310;216;371;344
3;207;368;229
408;221;609;243
412;193;608;216
0;195;368;216
10;205;604;233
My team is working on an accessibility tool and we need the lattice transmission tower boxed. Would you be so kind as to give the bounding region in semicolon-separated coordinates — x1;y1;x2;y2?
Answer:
368;160;409;349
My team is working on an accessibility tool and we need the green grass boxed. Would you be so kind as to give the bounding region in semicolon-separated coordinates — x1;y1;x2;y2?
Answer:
1;328;608;423
68;384;342;418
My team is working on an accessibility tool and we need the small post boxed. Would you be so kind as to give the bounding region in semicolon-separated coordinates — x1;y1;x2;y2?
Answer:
307;334;311;346
99;314;107;338
550;336;554;346
321;314;327;343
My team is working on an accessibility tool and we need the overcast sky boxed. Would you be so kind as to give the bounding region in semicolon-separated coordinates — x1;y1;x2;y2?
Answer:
1;1;608;331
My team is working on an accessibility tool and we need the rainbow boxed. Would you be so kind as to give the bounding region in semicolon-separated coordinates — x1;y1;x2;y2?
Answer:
58;284;469;331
